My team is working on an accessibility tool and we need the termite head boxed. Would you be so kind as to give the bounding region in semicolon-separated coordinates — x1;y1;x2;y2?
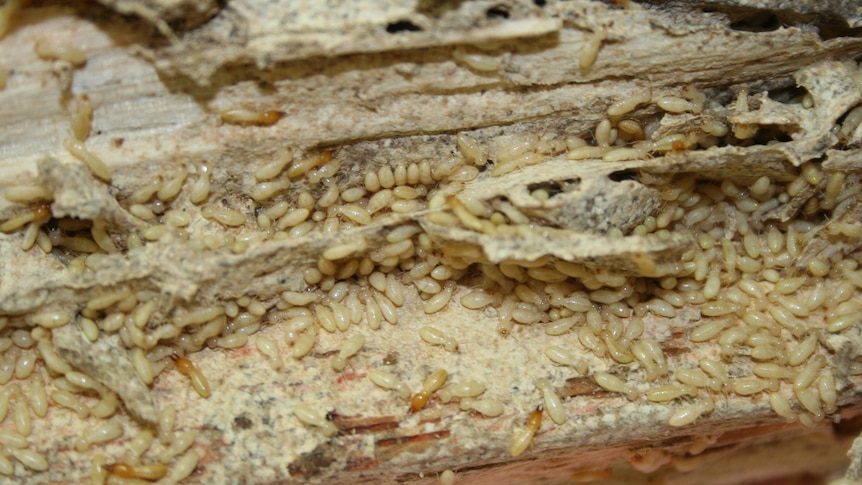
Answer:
527;405;544;430
106;463;134;477
446;196;464;210
410;391;430;413
171;354;194;374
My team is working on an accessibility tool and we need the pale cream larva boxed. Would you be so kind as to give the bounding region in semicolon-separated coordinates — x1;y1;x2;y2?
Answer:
579;27;607;72
459;398;505;417
255;335;283;370
255;148;294;181
419;326;458;352
594;372;639;401
368;370;411;399
34;39;86;66
608;88;651;116
294;403;338;437
440;468;457;485
668;396;714;427
453;47;500;72
331;333;366;371
221;108;283;125
544;346;588;373
535;378;565;425
63;138;111;182
438;381;485;403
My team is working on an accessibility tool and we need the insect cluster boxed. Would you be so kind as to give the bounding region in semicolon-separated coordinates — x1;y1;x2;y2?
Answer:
0;1;861;483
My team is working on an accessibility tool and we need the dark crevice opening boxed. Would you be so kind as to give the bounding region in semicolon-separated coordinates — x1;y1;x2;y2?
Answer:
767;85;809;104
486;5;510;19
706;4;862;41
729;11;779;32
385;20;423;34
609;170;638;182
748;125;795;144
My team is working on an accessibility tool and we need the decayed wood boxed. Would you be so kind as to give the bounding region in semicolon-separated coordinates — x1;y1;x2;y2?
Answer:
1;1;862;484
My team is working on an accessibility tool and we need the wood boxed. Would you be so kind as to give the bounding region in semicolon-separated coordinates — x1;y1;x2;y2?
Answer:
0;1;861;483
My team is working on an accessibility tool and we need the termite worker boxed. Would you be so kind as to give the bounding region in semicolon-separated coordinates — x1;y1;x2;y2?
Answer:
510;406;543;457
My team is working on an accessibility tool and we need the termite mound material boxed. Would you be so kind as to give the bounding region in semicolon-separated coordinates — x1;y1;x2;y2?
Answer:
1;0;862;484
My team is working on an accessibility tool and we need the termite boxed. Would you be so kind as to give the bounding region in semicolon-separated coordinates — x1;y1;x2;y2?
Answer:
173;355;211;399
410;369;448;413
220;108;284;126
510;406;543;457
107;462;168;480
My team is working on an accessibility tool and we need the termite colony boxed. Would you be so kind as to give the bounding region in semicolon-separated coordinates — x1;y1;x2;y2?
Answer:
1;4;862;483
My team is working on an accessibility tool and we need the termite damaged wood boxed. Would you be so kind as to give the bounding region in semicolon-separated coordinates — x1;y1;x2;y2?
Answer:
1;0;862;484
